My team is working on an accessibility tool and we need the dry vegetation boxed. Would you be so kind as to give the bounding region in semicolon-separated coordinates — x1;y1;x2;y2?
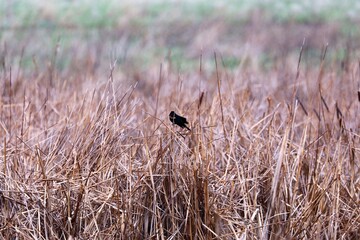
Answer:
1;4;360;240
1;46;359;239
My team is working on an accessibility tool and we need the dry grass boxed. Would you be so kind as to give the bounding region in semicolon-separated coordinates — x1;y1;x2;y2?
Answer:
1;41;360;239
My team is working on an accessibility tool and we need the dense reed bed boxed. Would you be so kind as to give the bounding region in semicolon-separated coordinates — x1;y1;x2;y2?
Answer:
1;46;359;239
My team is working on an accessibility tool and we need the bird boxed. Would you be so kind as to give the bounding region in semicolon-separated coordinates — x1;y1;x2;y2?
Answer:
169;111;191;131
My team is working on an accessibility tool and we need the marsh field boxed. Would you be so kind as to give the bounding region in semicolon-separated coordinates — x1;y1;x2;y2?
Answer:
1;1;360;239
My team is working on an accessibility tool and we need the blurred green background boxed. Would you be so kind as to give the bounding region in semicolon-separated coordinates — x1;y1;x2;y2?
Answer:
1;0;360;73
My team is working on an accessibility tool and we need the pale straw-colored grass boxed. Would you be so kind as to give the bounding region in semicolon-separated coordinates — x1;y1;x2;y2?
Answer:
0;48;359;239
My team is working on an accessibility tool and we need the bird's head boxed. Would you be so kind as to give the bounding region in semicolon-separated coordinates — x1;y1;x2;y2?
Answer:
169;111;175;121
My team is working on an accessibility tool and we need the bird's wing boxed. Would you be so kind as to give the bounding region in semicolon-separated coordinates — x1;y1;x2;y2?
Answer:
179;116;188;124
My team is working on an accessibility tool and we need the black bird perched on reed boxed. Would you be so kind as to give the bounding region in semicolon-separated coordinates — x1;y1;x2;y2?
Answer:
169;111;191;131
